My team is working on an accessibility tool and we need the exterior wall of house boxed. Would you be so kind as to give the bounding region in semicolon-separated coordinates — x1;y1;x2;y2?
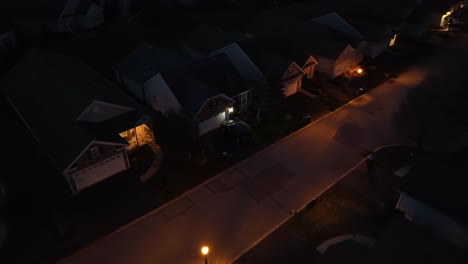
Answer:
281;63;305;96
314;55;336;78
231;90;251;113
195;95;232;122
303;56;318;79
65;143;129;193
334;45;359;77
144;75;182;115
196;95;232;135
0;30;16;49
397;193;468;250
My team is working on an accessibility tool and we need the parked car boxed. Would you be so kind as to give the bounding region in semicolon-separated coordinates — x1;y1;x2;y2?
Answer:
220;120;253;144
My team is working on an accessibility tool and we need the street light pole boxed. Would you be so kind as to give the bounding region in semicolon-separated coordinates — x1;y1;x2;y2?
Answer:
201;246;209;264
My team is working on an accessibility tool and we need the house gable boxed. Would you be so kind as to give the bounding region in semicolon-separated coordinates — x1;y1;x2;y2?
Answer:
303;55;318;69
144;74;182;114
281;62;305;81
65;140;128;173
195;94;233;122
210;43;265;82
77;100;134;123
336;45;357;63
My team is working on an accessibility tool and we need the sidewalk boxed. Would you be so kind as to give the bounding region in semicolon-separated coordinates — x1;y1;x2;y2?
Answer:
58;34;467;264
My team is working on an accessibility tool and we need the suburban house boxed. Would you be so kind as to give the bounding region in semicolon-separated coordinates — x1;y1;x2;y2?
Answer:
395;152;468;250
320;213;467;263
181;25;267;102
182;25;307;97
310;13;368;61
114;44;242;135
337;12;396;59
6;0;104;36
1;51;156;194
246;10;360;78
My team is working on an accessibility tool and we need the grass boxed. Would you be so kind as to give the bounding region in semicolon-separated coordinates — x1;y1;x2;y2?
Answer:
286;182;382;247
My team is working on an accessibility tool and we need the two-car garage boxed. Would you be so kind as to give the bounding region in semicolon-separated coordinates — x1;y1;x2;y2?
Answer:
70;152;129;192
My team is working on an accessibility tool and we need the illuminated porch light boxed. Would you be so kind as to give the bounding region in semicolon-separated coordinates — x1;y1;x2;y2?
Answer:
228;107;234;113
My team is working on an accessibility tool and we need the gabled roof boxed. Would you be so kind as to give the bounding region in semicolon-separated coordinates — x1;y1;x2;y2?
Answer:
163;73;221;119
114;43;193;85
312;13;364;40
237;40;295;82
400;151;468;226
246;10;351;60
182;24;245;54
338;11;393;42
1;51;147;172
178;53;250;97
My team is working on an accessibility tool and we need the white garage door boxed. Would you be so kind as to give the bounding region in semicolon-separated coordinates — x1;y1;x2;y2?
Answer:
198;112;225;136
72;153;128;192
283;81;299;97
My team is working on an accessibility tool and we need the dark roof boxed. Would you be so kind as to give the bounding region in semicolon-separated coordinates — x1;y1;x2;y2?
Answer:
364;215;467;264
179;53;249;97
1;51;146;172
182;24;245;54
246;10;350;60
163;73;220;119
237;40;294;82
400;151;468;226
338;11;393;42
162;53;246;118
114;43;193;85
340;0;418;29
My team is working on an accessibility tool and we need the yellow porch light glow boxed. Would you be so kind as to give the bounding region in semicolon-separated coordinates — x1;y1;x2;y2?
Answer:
356;68;363;74
201;246;209;255
441;11;452;27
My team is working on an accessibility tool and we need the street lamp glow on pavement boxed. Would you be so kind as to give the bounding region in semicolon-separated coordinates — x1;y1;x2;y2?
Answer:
201;246;209;264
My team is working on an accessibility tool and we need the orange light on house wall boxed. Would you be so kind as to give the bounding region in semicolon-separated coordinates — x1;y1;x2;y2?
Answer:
389;34;397;47
357;68;363;74
441;11;453;27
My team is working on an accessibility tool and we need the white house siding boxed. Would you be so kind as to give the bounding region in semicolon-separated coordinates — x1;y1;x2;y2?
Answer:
397;193;468;250
143;75;182;115
70;151;129;192
283;79;301;97
198;111;225;136
334;45;359;77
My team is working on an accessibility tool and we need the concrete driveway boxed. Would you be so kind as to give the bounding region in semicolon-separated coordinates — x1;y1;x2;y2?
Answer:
58;34;468;264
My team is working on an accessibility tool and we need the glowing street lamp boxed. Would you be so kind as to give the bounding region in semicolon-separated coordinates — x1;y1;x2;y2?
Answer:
346;67;364;90
201;246;209;264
